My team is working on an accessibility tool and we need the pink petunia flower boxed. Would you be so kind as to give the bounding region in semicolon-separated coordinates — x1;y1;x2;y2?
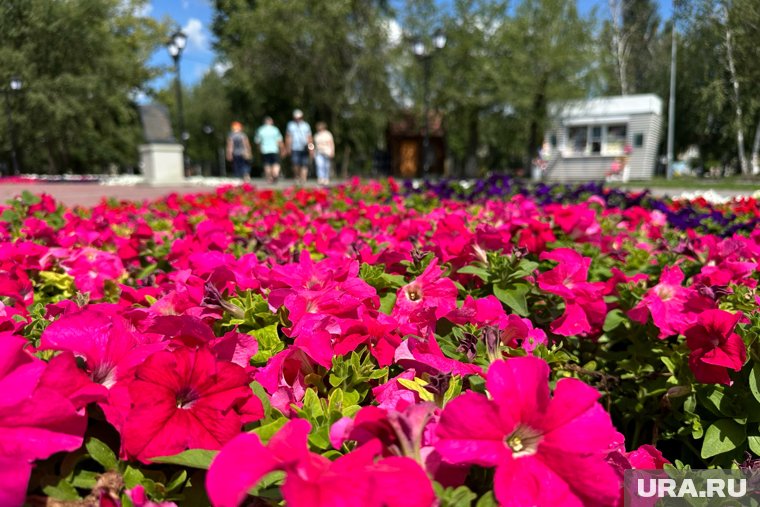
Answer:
685;309;746;386
537;249;607;337
0;335;90;506
206;419;435;507
628;265;706;339
435;356;621;506
42;247;126;300
120;346;264;463
392;258;458;338
40;305;162;389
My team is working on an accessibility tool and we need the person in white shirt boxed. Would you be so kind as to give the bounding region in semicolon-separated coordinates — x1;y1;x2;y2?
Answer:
285;109;313;185
313;122;335;186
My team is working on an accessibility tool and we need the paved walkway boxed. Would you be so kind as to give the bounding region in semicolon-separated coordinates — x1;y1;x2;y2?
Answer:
0;179;324;207
2;179;757;208
623;186;758;199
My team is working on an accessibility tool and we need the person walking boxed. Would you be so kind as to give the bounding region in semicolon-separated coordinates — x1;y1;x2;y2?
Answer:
313;122;335;186
285;109;313;185
226;121;252;181
254;116;284;183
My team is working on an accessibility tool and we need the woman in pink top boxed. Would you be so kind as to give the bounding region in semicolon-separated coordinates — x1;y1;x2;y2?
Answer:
313;122;335;186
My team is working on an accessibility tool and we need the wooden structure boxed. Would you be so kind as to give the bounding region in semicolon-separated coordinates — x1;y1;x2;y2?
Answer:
387;112;446;178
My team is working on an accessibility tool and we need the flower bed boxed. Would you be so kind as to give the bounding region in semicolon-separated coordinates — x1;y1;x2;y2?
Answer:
1;178;759;506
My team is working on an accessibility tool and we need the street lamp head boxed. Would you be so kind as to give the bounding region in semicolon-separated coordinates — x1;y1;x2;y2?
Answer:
202;124;214;135
412;38;427;57
433;29;447;50
167;30;187;60
172;30;187;51
9;76;22;91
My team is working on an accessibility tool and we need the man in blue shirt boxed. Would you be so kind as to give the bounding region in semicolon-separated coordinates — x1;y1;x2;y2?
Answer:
286;109;313;185
254;116;284;183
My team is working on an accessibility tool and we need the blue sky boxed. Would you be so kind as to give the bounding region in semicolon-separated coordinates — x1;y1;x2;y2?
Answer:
145;0;673;89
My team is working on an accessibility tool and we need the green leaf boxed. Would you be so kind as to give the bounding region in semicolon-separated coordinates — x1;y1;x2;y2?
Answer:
86;437;118;470
457;265;490;281
165;469;188;493
748;435;760;456
151;449;218;469
70;470;100;489
250;324;284;365
750;363;760;404
379;292;397;315
603;309;626;332
250;381;272;419
42;478;80;501
435;484;477;507
136;263;158;281
493;284;530;316
701;419;746;459
123;465;145;489
475;491;499;507
21;190;42;205
253;417;288;443
443;375;463;406
302;388;325;420
398;377;435;401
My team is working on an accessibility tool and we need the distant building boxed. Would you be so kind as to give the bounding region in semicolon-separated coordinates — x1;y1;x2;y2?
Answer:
387;112;446;178
541;94;663;182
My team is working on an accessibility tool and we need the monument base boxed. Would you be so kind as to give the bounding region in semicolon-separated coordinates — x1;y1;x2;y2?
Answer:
140;143;185;185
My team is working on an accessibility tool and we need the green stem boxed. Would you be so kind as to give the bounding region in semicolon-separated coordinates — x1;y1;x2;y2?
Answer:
631;420;643;449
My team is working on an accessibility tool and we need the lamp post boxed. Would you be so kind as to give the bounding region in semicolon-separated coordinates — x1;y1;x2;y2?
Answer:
3;76;22;175
166;30;188;146
202;123;214;176
411;28;446;178
666;7;677;181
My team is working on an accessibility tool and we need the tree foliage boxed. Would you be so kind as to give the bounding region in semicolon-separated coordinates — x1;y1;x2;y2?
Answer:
0;0;167;174
211;0;396;172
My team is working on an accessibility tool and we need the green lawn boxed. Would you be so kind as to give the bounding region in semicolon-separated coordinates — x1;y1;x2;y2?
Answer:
610;176;760;191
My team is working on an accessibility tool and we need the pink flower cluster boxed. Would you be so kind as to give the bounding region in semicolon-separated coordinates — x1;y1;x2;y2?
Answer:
1;180;757;505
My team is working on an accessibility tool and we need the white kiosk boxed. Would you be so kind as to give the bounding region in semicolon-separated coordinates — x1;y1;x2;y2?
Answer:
541;94;663;182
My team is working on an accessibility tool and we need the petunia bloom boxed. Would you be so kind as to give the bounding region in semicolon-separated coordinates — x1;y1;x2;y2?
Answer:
684;309;746;386
0;335;90;506
392;258;458;338
537;249;607;337
435;356;621;506
120;346;263;463
628;265;708;339
206;419;435;507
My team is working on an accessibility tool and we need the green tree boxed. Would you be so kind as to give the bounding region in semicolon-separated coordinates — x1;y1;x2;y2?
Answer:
506;0;598;165
212;0;396;174
158;71;234;176
400;0;598;174
438;0;511;176
0;0;167;174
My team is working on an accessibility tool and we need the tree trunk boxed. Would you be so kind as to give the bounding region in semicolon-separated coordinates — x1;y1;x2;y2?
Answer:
341;145;351;180
609;0;630;95
723;3;749;174
464;108;479;178
751;117;760;175
527;75;549;168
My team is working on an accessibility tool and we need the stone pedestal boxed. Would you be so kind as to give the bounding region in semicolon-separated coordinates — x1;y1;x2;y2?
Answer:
139;143;185;185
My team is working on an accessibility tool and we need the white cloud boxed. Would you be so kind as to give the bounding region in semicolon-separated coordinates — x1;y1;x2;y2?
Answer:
118;0;152;17
384;18;403;47
134;3;152;17
182;18;208;52
213;61;232;76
